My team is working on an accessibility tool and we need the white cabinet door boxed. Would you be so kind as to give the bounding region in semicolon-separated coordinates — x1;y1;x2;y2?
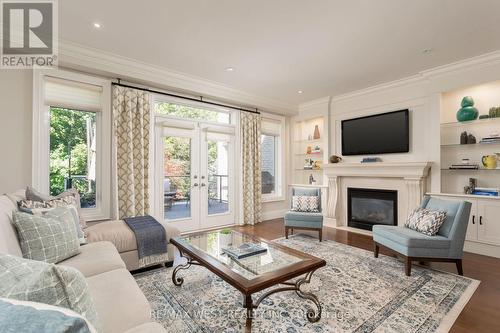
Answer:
465;200;478;241
477;200;500;245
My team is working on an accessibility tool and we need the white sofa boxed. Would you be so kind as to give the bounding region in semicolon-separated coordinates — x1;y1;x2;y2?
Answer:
0;190;167;333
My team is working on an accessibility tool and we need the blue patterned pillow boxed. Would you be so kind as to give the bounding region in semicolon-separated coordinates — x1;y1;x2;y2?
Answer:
405;207;447;236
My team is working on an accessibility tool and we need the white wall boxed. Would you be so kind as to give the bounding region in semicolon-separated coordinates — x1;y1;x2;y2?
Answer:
0;70;33;193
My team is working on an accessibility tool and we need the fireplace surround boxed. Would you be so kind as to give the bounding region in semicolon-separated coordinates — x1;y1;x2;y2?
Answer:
348;188;398;231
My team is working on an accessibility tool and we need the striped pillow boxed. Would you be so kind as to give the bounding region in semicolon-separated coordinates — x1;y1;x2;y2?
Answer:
292;195;320;212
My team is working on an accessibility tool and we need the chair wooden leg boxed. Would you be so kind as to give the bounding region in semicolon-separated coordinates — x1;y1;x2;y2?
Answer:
456;259;463;276
285;227;289;239
374;243;379;258
318;229;322;242
290;228;293;235
405;257;412;276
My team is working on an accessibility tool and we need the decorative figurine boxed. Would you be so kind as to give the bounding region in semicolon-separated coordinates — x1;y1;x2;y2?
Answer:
313;125;320;139
467;134;476;144
460;131;468;145
329;155;342;163
456;96;479;122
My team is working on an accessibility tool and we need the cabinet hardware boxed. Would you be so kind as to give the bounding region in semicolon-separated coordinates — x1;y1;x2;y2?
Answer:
479;216;483;225
472;216;475;224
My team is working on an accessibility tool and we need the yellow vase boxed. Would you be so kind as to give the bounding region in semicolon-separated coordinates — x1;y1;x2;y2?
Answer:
482;155;497;169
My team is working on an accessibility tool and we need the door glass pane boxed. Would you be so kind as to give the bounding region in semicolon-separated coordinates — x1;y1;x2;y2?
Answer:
207;139;229;215
164;136;191;220
49;107;97;208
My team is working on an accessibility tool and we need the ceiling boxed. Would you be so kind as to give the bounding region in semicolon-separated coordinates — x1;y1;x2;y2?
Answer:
59;0;500;108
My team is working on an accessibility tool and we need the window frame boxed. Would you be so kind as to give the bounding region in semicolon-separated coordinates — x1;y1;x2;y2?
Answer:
260;113;286;202
33;69;112;221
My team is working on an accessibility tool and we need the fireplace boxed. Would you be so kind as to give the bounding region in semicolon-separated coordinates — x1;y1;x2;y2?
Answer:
347;188;397;231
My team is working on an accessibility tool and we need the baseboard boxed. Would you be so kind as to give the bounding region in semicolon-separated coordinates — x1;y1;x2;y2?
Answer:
261;208;288;222
464;240;500;258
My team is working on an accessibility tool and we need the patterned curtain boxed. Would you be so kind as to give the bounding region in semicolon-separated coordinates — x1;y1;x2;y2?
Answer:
112;86;151;219
240;112;262;225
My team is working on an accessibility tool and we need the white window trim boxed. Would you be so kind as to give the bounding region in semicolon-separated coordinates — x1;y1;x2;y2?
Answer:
32;69;112;221
261;112;286;202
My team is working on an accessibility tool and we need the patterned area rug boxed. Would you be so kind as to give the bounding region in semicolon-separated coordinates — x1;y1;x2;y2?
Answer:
134;234;479;333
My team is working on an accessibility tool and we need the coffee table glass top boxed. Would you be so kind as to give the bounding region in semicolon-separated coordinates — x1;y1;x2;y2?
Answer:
177;230;304;280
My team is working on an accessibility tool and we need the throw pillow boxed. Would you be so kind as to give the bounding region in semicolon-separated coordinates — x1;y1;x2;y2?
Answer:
44;206;85;243
21;187;87;230
12;211;80;264
0;298;96;333
292;195;320;212
405;207;447;236
0;254;100;331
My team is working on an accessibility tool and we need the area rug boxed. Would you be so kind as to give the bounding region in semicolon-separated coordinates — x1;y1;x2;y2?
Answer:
134;234;479;333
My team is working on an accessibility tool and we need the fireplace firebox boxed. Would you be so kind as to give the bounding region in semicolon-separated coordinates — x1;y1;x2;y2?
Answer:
347;188;397;231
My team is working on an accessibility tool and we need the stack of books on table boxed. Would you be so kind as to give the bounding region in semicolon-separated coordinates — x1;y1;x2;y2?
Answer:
222;243;268;259
449;164;479;170
480;136;500;144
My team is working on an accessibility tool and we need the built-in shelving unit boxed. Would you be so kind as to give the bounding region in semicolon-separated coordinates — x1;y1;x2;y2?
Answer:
291;115;328;185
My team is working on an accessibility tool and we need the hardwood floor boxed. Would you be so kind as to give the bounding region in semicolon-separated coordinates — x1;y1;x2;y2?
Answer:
233;218;500;333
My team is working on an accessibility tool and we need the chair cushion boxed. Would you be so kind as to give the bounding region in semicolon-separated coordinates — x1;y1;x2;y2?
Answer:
86;269;151;333
59;241;126;278
284;211;324;222
86;220;178;253
12;211;80;264
422;197;461;237
373;225;451;249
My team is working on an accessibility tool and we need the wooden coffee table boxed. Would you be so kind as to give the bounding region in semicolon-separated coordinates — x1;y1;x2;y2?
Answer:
170;230;326;331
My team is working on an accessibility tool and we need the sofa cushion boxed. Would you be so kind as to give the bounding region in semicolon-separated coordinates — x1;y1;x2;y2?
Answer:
0;298;96;333
124;322;167;333
12;211;80;264
0;254;100;330
86;269;151;333
373;225;451;249
59;241;126;277
86;220;179;253
0;194;22;256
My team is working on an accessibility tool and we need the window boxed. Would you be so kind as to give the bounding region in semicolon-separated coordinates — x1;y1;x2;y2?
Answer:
155;101;230;124
260;115;285;201
33;70;111;220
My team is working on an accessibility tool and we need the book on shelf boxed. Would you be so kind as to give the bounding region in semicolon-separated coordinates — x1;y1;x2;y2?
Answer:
449;164;479;170
222;243;268;259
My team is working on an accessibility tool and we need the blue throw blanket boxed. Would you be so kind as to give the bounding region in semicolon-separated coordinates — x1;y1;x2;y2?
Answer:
123;215;168;263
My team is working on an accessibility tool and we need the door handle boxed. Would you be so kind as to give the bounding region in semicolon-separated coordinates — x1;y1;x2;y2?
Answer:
472;216;475;224
479;216;483;225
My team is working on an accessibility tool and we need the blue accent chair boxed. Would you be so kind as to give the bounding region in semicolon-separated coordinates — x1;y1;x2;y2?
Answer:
372;195;472;276
284;187;324;241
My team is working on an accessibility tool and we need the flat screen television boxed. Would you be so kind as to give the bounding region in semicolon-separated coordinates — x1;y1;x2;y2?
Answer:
341;109;409;156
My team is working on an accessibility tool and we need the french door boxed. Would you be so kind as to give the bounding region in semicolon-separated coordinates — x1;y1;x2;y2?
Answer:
155;119;235;232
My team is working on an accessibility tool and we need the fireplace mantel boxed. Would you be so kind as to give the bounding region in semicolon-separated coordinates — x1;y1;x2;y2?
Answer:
323;162;432;230
323;162;431;179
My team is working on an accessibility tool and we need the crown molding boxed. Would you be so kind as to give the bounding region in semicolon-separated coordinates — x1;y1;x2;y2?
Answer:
329;50;500;104
58;40;297;115
298;96;331;110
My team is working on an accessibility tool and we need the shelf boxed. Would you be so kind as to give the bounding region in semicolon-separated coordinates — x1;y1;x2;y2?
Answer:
427;192;500;200
295;153;323;157
293;139;323;144
441;168;500;171
441;117;500;128
441;142;500;148
294;169;323;172
289;184;328;188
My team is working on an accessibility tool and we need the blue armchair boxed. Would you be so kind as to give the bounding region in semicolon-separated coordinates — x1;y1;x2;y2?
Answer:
372;196;472;276
284;187;324;241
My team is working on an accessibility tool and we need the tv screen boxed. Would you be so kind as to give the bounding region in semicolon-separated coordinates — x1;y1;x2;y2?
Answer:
341;109;409;156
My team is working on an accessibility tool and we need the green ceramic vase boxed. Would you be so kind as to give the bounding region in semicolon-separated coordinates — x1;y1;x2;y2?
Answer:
456;96;479;122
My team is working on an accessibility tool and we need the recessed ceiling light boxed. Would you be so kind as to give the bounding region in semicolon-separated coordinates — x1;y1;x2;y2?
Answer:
225;67;234;72
297;90;303;94
93;23;101;29
422;48;434;54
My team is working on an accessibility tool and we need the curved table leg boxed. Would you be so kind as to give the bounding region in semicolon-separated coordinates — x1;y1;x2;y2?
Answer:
171;250;200;286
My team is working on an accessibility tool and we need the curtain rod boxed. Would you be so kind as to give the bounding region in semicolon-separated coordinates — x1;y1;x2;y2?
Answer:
111;80;260;114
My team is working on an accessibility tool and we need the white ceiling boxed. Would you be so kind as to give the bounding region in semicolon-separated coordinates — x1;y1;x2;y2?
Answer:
60;0;500;108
